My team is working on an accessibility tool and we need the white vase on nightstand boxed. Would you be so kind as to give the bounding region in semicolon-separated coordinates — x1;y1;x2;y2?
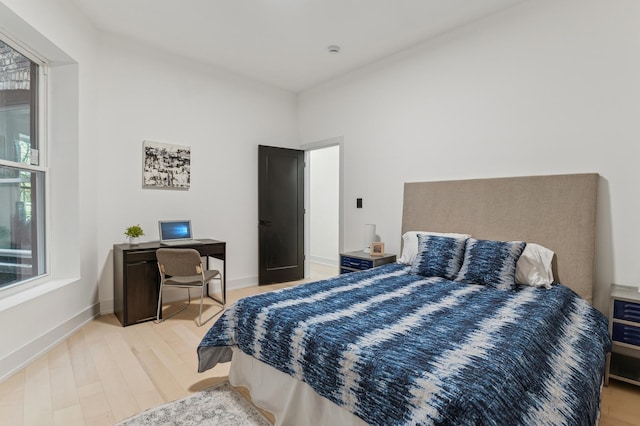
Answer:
129;237;140;245
363;224;376;253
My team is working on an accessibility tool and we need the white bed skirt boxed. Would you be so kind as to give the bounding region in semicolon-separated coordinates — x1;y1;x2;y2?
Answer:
229;347;367;426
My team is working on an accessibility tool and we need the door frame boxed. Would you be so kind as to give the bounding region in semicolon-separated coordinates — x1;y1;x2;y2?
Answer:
301;137;344;279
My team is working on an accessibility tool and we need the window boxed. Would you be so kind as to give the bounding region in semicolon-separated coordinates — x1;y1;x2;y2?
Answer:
0;39;45;289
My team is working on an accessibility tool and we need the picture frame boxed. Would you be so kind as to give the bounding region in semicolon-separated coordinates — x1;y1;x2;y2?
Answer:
370;241;385;257
142;140;191;190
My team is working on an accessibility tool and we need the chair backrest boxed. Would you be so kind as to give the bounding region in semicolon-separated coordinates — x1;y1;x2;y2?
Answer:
156;248;202;277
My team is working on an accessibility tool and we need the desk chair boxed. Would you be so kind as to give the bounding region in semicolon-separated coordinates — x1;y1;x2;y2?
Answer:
156;248;225;327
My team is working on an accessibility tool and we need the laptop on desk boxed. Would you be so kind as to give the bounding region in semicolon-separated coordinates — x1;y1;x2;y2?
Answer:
159;220;203;246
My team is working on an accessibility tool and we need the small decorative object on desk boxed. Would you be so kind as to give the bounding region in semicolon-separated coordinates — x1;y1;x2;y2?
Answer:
124;224;144;245
370;242;385;257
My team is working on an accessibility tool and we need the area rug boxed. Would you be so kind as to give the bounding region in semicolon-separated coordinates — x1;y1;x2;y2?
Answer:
115;381;271;426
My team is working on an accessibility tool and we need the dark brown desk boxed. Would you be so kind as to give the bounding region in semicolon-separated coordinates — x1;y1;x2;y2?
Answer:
113;239;226;326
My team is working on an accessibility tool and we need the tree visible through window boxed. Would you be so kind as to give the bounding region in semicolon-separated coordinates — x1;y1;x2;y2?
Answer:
0;39;45;289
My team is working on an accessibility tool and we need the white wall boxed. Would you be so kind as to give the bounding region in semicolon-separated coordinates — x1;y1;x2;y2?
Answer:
0;0;99;381
298;0;640;314
0;0;298;380
309;146;339;265
94;34;298;311
2;0;636;382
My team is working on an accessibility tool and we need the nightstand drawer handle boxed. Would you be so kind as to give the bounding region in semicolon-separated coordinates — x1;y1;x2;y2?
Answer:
340;257;373;270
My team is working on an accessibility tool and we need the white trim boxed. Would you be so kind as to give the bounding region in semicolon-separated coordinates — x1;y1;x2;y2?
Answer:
39;58;50;283
301;137;344;280
0;158;46;173
0;28;48;66
100;298;114;315
0;277;76;312
309;256;338;267
0;302;99;384
225;275;259;291
0;32;50;289
99;275;261;316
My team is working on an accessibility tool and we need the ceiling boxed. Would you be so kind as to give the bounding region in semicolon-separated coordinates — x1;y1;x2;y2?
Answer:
69;0;526;92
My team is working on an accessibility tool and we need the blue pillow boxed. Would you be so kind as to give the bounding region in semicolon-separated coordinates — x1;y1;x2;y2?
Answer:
455;238;526;289
410;234;468;280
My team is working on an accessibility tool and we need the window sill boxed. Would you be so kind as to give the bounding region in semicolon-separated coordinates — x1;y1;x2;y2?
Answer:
0;277;79;312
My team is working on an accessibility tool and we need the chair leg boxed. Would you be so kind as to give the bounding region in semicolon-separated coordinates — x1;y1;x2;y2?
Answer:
207;274;226;306
196;277;225;327
158;273;224;327
157;287;191;323
156;282;164;323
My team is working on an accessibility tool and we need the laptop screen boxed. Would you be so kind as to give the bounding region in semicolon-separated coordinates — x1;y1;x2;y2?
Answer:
159;220;192;242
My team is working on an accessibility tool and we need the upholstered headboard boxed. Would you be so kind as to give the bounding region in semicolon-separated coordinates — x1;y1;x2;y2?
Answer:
401;173;599;303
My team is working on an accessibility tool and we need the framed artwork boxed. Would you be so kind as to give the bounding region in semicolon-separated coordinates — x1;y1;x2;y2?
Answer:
142;140;191;189
370;242;385;257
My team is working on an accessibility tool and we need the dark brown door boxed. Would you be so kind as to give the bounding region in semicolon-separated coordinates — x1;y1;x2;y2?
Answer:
258;145;304;284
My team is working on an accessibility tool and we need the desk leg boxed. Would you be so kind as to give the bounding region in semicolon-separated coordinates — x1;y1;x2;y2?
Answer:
205;255;209;297
222;257;226;304
205;255;226;305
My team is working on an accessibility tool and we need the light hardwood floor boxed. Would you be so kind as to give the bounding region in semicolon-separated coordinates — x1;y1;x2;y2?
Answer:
1;262;639;425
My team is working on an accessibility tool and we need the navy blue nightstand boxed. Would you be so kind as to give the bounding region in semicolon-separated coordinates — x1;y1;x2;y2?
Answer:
339;250;396;274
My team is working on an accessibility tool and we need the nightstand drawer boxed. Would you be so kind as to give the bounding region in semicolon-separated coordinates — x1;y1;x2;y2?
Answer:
614;300;640;323
341;257;373;270
607;284;640;387
613;322;640;347
339;251;396;274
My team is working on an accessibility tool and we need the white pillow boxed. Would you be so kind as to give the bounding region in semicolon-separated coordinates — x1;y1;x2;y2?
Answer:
515;243;555;288
398;231;471;265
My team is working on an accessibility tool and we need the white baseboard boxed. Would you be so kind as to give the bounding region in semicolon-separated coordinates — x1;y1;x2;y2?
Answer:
100;298;114;314
99;276;260;316
227;275;259;290
0;302;100;384
310;256;338;266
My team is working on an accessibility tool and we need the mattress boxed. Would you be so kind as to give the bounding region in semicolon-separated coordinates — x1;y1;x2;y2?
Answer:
198;263;611;425
229;347;366;425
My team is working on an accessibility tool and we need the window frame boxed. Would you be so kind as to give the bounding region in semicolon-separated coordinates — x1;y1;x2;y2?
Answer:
0;32;49;293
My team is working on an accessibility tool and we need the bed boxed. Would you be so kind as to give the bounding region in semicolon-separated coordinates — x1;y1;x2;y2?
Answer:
198;173;611;425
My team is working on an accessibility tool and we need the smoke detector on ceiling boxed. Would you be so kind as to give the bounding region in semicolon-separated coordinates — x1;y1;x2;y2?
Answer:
327;45;341;54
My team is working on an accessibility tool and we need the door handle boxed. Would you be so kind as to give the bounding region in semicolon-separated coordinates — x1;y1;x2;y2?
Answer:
259;220;272;226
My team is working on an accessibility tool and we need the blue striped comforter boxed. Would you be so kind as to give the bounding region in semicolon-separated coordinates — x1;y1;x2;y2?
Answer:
198;263;611;425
